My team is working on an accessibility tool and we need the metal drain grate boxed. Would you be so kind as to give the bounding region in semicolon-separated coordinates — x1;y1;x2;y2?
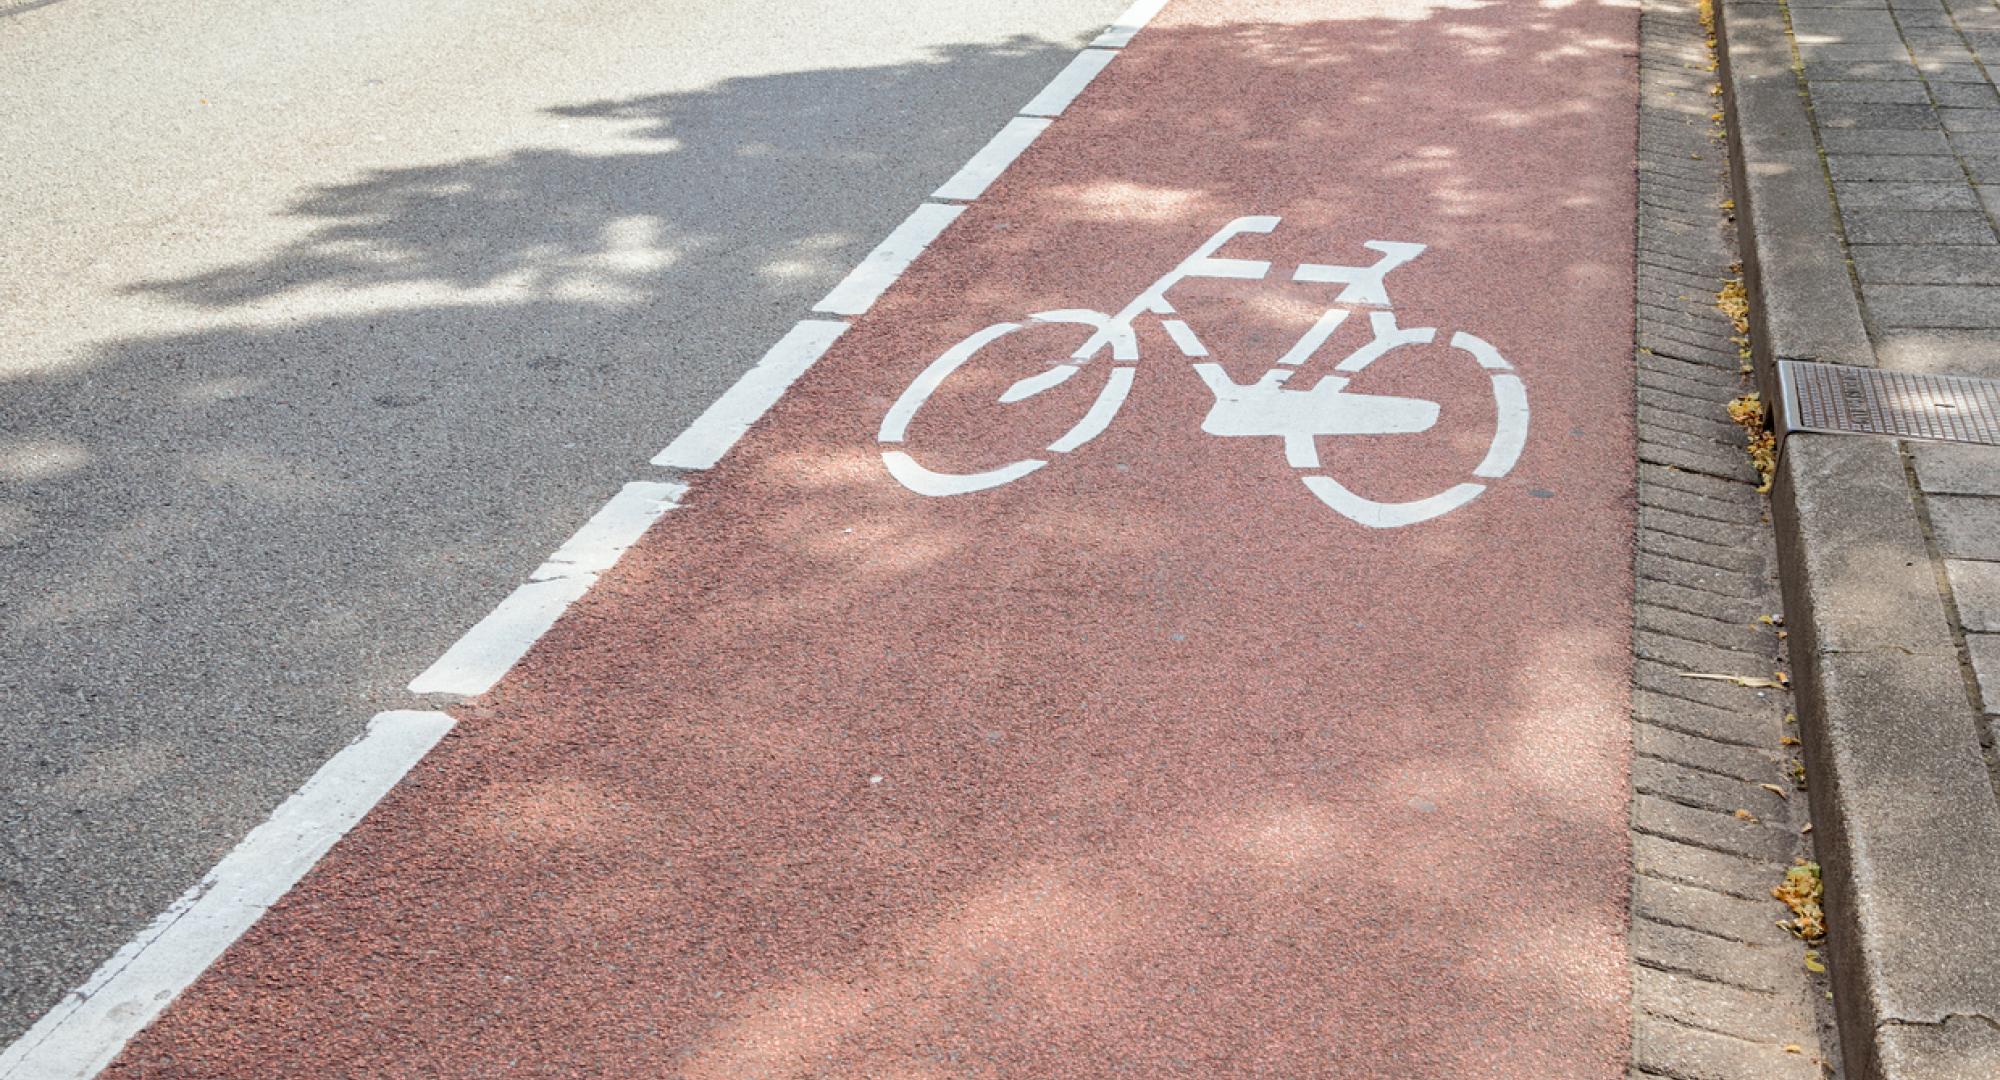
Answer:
1777;360;2000;445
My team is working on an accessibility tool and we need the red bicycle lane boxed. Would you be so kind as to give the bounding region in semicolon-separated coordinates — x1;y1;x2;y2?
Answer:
109;1;1638;1075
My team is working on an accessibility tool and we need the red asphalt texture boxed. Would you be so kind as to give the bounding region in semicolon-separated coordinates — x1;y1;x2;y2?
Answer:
108;2;1639;1076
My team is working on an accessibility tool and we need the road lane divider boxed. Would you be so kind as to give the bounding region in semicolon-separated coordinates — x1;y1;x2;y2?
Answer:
1020;48;1119;117
931;117;1054;201
653;320;849;468
810;204;967;316
408;481;684;696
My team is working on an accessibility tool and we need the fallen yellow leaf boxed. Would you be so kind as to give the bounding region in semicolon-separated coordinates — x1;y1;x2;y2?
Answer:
1680;672;1788;689
1775;863;1826;941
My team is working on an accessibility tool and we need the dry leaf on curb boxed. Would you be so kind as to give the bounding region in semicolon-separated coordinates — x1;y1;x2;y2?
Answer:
1781;735;1801;746
1775;863;1827;941
1735;808;1759;823
1680;672;1787;689
1784;1044;1804;1055
1804;951;1827;973
1760;783;1789;799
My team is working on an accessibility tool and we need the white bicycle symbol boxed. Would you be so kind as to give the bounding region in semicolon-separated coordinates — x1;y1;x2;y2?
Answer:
877;215;1529;528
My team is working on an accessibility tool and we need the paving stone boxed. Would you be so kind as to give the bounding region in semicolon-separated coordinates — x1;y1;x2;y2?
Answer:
1634;674;1788;739
1941;105;2000;130
1863;283;2000;326
1636;756;1794;819
1805;59;1924;80
1641;339;1744;374
1876;328;2000;377
1852;243;2000;281
1638;606;1775;662
1814;100;1943;127
1631;1017;1826;1080
1930;80;2000;109
1966;632;2000;712
1632;874;1796;945
1912;440;2000;495
1634;965;1814;1043
1637;470;1770;524
1820;126;1953;154
1911;46;1982;70
1633;794;1799;863
1640;528;1771;578
1635;720;1786;783
1641;461;1765;502
1903;27;1978;46
1957;155;2000;183
1834;180;1982;209
1897;8;1960;27
1644;406;1759;447
1944;559;2000;630
1948;129;2000;155
1801;40;1929;61
1633;917;1800;995
1876;1015;2000;1079
1811;80;1937;103
1791;7;1905;33
1930;493;2000;558
1843;209;2000;242
1827;152;1967;179
1641;507;1767;550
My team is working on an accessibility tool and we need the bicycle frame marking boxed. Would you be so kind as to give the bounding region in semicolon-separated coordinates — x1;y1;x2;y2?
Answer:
876;215;1530;527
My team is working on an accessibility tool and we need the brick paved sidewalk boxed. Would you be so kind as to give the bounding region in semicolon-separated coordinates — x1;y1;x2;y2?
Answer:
1714;0;2000;1072
1790;0;2000;720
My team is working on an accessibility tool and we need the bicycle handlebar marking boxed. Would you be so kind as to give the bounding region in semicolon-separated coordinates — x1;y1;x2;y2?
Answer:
874;215;1529;527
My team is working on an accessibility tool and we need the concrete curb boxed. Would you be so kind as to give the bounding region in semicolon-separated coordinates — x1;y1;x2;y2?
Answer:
1715;1;2000;1077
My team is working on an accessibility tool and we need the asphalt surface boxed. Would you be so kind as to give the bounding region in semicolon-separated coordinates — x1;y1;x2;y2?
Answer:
0;0;1127;1046
101;0;1641;1074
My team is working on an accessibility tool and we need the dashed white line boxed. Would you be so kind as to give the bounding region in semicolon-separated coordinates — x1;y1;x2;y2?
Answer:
811;203;966;316
407;575;596;697
1092;0;1172;48
1020;48;1118;117
931;117;1053;202
533;480;687;580
652;320;850;467
0;711;456;1080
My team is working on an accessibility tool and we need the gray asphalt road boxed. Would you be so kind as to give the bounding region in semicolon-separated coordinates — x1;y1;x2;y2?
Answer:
0;0;1125;1045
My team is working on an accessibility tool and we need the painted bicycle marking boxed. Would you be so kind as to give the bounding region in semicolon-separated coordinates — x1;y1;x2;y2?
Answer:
876;215;1529;528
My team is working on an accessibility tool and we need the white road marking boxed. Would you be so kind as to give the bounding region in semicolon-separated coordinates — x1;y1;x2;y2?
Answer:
653;320;850;468
932;117;1052;202
534;481;686;580
0;711;455;1080
1092;0;1173;48
1160;317;1208;357
1020;48;1118;117
1273;308;1348;366
3;6;1166;1071
812;203;965;316
407;575;595;697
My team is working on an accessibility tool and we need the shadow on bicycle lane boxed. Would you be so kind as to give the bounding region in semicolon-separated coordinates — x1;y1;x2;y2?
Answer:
107;1;1641;1076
